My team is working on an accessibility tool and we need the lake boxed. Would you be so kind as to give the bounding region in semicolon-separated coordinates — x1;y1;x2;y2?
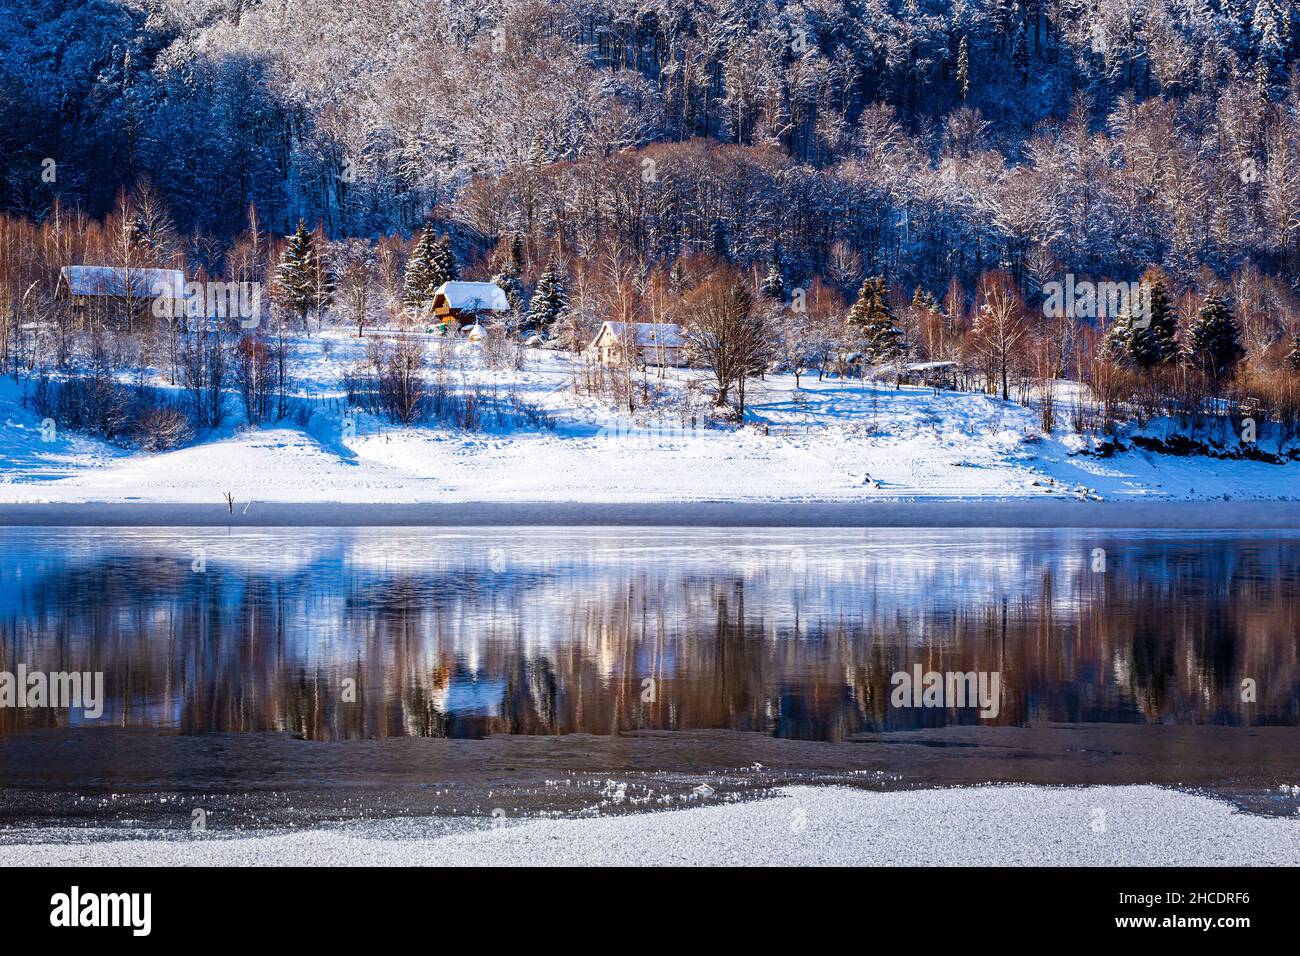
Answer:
1;526;1297;826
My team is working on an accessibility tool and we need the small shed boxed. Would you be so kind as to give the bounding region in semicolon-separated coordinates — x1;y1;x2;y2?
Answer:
586;321;685;367
896;361;959;389
429;281;510;330
863;359;959;388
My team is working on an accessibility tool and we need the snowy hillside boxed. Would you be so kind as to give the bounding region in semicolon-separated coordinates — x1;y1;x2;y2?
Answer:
1;332;1294;505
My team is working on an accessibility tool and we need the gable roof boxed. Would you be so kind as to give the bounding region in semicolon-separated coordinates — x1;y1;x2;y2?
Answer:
595;321;684;349
60;266;186;298
433;281;509;312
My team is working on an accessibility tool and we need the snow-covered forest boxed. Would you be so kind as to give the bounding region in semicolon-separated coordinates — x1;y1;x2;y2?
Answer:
5;0;1300;282
2;0;1300;500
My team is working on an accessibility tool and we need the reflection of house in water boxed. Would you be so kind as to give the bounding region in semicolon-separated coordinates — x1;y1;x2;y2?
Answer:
436;673;506;717
5;532;1294;740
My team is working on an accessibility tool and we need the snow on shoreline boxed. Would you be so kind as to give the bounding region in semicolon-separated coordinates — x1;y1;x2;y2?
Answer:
2;785;1296;866
2;332;1295;506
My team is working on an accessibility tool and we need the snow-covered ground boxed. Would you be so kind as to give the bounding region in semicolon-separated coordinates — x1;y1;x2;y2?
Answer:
1;330;1295;505
3;785;1296;866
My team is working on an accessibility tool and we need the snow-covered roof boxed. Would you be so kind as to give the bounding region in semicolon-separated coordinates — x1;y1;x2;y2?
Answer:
875;360;959;373
434;281;509;312
60;266;185;298
596;321;685;349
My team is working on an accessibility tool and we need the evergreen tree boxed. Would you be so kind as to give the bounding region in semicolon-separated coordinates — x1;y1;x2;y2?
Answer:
402;227;441;313
1101;317;1128;365
508;233;525;276
670;260;690;294
528;133;549;167
493;271;525;313
1102;311;1160;370
760;258;785;301
1013;22;1029;82
527;256;569;331
275;220;316;328
957;35;970;100
1285;334;1300;374
1255;0;1284;100
992;0;1015;40
1186;290;1244;382
1143;276;1179;364
429;235;459;288
493;232;526;312
847;276;905;366
911;286;939;314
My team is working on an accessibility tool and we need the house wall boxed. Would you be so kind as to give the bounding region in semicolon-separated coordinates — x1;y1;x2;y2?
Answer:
589;331;683;368
64;294;177;328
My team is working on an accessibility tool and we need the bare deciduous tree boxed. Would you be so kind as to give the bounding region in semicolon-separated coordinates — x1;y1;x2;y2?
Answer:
683;266;769;417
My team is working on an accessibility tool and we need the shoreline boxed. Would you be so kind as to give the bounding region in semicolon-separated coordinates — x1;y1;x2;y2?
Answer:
2;724;1297;828
0;498;1298;528
2;784;1296;866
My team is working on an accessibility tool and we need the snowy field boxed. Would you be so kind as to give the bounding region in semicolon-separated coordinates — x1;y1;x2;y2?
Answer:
1;329;1295;505
3;785;1296;867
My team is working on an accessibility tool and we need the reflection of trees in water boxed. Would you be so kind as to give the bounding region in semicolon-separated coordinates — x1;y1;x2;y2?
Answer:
0;537;1297;739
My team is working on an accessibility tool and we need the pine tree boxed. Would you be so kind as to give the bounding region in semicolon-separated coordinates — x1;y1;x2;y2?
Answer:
493;271;525;313
1255;0;1284;100
429;236;459;288
847;276;905;366
1013;22;1029;82
1102;311;1160;370
1101;317;1129;365
1254;56;1273;103
956;35;967;100
1130;325;1159;370
957;35;970;100
527;256;569;332
492;232;526;314
1143;276;1179;364
528;133;549;167
508;233;525;276
1285;334;1300;374
276;221;316;328
1186;290;1244;382
760;258;785;301
402;227;441;313
911;286;939;314
992;0;1015;40
670;260;690;294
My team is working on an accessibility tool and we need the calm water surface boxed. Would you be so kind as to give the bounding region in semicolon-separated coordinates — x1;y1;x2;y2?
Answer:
1;527;1296;740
